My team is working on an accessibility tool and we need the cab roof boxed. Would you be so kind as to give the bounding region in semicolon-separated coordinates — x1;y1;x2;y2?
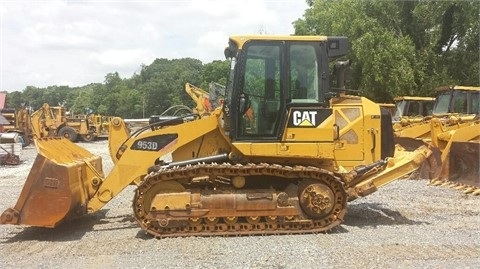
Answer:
393;96;435;101
229;35;330;49
435;85;480;92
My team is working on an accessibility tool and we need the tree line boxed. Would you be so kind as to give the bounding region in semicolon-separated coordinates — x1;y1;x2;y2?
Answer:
6;59;229;118
6;1;478;117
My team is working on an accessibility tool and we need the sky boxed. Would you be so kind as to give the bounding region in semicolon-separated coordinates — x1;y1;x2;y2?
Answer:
0;0;309;92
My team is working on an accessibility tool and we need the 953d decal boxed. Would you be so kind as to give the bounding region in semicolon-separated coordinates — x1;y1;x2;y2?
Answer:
131;133;178;151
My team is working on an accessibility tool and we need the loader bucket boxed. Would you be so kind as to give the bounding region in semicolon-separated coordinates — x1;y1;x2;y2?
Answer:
438;141;480;188
1;138;104;227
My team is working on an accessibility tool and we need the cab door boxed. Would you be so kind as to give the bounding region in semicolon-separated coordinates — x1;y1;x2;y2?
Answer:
234;41;285;141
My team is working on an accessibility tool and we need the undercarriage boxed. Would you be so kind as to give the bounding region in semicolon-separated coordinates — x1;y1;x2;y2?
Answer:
133;163;348;238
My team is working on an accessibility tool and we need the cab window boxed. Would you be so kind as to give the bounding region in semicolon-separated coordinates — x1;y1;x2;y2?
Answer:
472;91;479;114
434;93;450;114
452;91;468;113
289;44;319;102
407;102;420;116
239;43;281;137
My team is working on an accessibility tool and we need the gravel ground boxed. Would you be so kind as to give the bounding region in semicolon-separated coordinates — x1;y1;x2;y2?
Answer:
1;140;479;269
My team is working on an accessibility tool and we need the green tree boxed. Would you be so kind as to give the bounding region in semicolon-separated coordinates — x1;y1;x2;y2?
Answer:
22;86;46;109
201;60;230;89
134;58;203;116
4;91;25;108
294;0;479;102
71;88;94;115
88;72;139;117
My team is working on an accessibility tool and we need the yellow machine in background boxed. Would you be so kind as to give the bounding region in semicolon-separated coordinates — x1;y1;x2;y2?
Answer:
147;83;224;128
428;118;480;194
0;106;32;146
1;35;433;238
393;86;480;193
86;114;112;140
30;103;110;142
394;86;479;139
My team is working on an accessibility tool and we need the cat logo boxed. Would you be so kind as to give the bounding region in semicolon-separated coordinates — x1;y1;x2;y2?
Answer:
293;111;317;126
288;108;331;128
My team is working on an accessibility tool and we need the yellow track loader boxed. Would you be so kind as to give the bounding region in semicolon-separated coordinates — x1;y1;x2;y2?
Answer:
1;35;434;238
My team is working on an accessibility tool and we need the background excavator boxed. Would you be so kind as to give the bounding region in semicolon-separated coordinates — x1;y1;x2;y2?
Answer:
1;35;434;238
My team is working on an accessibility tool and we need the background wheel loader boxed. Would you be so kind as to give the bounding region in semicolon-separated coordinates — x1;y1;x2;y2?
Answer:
428;118;480;195
30;103;98;142
1;35;434;238
393;86;480;193
393;86;479;140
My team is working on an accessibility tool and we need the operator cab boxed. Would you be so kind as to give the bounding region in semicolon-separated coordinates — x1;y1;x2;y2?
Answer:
223;35;348;141
433;86;480;115
393;97;435;120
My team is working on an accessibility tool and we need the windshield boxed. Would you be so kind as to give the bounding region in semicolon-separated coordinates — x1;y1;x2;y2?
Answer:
394;100;407;118
433;92;451;114
433;90;479;115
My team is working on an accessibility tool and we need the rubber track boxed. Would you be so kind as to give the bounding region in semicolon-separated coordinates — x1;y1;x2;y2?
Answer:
133;163;348;238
